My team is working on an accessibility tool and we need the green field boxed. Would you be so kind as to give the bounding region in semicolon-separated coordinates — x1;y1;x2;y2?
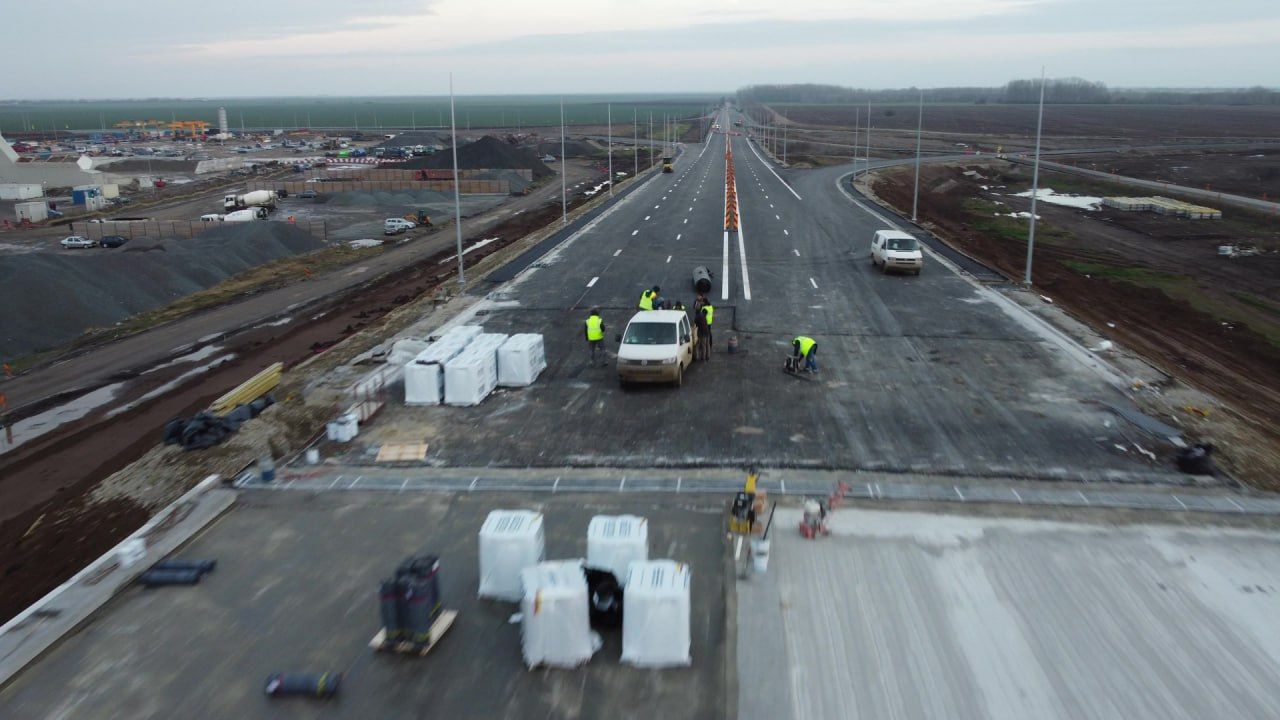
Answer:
0;94;721;134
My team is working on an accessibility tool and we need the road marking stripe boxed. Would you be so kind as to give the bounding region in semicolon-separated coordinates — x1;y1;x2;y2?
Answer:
683;218;688;224
742;136;802;200
784;229;790;236
632;229;638;236
676;233;682;240
587;276;598;287
734;176;752;300
721;230;730;301
809;277;818;289
793;248;800;256
775;214;780;220
654;205;660;209
666;255;672;263
613;249;622;257
644;215;650;220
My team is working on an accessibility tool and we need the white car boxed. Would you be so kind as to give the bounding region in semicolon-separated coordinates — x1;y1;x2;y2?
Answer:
384;218;416;235
616;310;696;387
61;235;95;249
871;230;924;275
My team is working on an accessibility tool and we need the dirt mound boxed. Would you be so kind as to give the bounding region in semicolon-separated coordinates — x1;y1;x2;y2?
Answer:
0;224;325;358
397;135;554;178
375;131;444;149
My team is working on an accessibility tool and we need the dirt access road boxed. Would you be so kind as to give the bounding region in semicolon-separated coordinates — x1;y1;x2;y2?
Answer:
1058;147;1280;201
0;159;597;416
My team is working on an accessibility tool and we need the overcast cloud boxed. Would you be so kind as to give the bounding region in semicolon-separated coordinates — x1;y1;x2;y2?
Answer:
3;0;1277;98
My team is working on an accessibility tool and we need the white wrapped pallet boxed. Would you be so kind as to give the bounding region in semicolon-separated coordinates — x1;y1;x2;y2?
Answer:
586;515;648;584
497;333;547;387
440;324;484;345
478;510;544;601
444;334;507;407
404;337;469;405
520;560;597;668
622;560;691;667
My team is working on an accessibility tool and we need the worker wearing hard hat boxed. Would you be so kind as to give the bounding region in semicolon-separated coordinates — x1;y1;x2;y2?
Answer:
792;336;818;373
585;308;607;366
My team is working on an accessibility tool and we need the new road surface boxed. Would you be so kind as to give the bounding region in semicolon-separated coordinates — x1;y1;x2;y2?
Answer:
358;108;1177;483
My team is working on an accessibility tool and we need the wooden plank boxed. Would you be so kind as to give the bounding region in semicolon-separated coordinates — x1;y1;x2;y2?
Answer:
369;609;457;657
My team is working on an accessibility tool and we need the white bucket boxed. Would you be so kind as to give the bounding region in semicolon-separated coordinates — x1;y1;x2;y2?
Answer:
751;539;771;574
117;538;147;569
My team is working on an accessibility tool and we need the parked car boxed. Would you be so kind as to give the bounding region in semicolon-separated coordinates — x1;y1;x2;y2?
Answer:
297;190;318;199
383;218;416;235
615;310;696;387
99;235;129;248
61;235;95;249
870;230;923;275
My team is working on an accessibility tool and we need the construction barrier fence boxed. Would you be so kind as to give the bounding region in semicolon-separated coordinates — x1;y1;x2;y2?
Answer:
73;218;329;242
250;180;510;195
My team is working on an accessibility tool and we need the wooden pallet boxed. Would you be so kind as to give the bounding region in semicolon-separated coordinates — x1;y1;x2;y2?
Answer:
368;610;457;656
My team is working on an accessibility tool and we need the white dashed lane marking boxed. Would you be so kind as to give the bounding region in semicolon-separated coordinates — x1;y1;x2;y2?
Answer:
632;230;638;236
809;277;818;289
793;249;800;256
587;276;599;287
613;249;622;257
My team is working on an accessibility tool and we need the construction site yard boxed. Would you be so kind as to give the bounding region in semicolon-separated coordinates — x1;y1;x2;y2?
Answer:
1056;147;1280;201
0;490;732;720
867;161;1280;488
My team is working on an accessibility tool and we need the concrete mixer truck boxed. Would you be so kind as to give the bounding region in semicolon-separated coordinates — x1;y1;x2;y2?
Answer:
223;190;278;212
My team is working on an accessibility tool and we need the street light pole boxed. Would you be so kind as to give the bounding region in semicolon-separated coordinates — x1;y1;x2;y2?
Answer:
607;103;613;196
1024;67;1047;286
560;97;567;225
449;73;465;287
782;111;787;165
633;108;638;177
911;90;924;222
865;101;872;174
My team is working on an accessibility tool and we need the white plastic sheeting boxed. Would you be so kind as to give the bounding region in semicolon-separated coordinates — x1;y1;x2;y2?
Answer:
520;560;598;668
325;413;359;442
586;515;648;584
478;509;545;601
622;560;692;667
444;333;508;407
403;325;483;405
497;333;547;388
387;338;430;366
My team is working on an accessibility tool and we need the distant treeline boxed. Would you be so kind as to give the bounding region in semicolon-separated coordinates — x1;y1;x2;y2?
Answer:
738;81;1280;106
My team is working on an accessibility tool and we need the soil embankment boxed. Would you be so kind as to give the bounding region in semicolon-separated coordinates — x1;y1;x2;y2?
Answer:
0;224;326;357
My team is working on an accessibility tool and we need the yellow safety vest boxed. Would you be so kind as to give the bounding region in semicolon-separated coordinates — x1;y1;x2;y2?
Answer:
795;336;816;357
638;290;654;311
585;315;604;341
702;304;714;326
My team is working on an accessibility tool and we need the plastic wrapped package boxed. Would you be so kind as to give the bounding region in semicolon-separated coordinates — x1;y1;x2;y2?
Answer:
403;325;484;405
520;560;597;668
387;338;430;366
497;334;547;387
622;560;691;667
443;334;507;407
478;510;545;601
586;515;648;585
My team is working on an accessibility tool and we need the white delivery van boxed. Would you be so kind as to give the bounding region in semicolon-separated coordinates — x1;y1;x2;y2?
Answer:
871;230;924;275
616;310;696;387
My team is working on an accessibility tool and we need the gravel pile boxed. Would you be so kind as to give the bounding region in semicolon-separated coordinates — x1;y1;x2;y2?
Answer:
0;223;325;357
324;189;453;208
398;136;554;178
376;131;444;149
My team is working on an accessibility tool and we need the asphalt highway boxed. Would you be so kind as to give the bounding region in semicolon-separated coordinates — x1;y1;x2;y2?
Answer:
390;107;1176;482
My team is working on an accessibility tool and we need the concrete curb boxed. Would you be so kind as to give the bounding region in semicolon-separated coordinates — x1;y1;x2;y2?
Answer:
0;475;236;689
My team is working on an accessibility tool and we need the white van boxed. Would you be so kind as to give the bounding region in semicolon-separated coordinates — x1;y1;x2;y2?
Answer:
871;230;924;275
384;218;416;235
616;310;696;387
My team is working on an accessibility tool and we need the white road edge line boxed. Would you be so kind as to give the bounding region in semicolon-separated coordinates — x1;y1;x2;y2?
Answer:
743;134;802;200
587;276;599;287
721;231;730;301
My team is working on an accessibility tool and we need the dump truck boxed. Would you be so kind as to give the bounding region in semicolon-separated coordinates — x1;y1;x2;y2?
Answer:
223;190;278;212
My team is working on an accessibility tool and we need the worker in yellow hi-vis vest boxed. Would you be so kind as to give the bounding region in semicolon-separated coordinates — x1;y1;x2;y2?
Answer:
584;308;607;366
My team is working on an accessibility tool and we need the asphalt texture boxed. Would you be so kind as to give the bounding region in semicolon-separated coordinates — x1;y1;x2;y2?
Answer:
0;491;732;719
364;109;1180;483
742;507;1280;720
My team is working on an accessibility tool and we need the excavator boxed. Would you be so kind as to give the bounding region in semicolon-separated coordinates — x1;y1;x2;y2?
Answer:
402;211;432;227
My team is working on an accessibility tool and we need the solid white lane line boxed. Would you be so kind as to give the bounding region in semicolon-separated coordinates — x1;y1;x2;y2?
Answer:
809;277;818;289
632;230;638;236
743;137;803;200
613;249;622;257
721;231;730;301
587;276;599;287
734;176;752;301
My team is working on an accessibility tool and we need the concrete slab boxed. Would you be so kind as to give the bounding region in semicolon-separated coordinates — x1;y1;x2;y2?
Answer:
0;491;733;719
740;506;1280;719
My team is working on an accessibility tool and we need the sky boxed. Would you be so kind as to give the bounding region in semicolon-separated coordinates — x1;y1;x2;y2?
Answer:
3;0;1278;98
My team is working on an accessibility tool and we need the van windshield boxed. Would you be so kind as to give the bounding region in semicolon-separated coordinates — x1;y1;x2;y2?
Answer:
886;237;919;252
623;322;676;345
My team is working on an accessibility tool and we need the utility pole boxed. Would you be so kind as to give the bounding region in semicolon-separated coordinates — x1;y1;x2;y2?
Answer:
449;73;466;286
782;111;788;165
912;90;924;222
560;97;567;225
607;103;613;196
865;101;872;172
1024;68;1047;286
633;108;638;177
648;113;653;168
854;106;860;172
